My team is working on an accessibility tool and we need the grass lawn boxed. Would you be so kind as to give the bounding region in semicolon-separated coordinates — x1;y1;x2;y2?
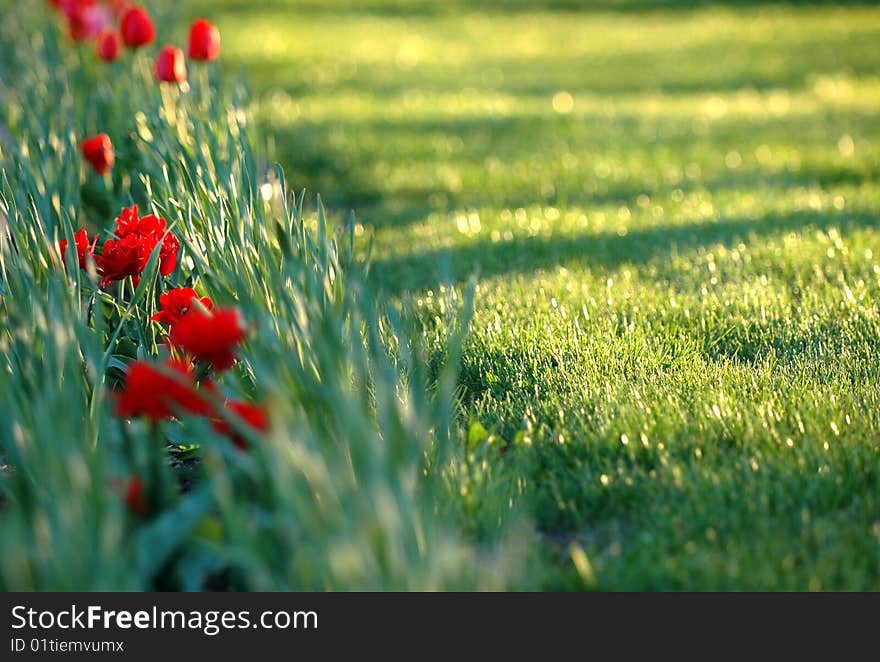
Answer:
194;0;880;589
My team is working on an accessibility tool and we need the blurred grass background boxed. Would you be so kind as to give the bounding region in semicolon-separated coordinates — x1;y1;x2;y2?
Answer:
184;0;880;589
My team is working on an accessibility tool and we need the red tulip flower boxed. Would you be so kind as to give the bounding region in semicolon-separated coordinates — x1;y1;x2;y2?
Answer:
59;228;98;270
96;235;147;287
116;359;213;420
125;477;150;517
113;203;154;237
169;307;247;372
155;45;186;83
96;205;179;287
81;133;114;175
113;205;180;277
188;19;220;62
119;5;154;48
212;401;269;450
94;28;121;61
158;233;182;277
151;287;213;326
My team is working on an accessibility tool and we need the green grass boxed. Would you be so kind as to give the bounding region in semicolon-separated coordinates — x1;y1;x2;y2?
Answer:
195;0;880;589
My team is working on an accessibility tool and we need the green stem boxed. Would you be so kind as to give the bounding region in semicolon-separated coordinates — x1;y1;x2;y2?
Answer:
148;420;169;514
198;63;210;113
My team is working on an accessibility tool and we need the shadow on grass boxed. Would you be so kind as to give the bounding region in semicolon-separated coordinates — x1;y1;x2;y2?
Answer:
342;160;871;235
270;104;876;230
334;157;872;233
528;427;880;589
369;206;879;293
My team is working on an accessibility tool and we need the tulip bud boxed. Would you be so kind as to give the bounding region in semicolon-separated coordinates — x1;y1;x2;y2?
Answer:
155;45;187;83
81;133;115;175
188;18;221;62
120;5;154;48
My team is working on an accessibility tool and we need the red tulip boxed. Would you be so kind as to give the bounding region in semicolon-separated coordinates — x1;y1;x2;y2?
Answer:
116;359;213;420
59;228;98;270
151;287;213;326
113;203;153;237
155;45;186;83
212;401;269;450
94;28;121;61
169;307;247;372
119;5;154;48
114;205;180;278
188;18;220;62
96;235;148;287
96;205;179;287
80;133;114;175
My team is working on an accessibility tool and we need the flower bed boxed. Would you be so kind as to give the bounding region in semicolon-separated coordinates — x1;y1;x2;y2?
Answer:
0;1;518;590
